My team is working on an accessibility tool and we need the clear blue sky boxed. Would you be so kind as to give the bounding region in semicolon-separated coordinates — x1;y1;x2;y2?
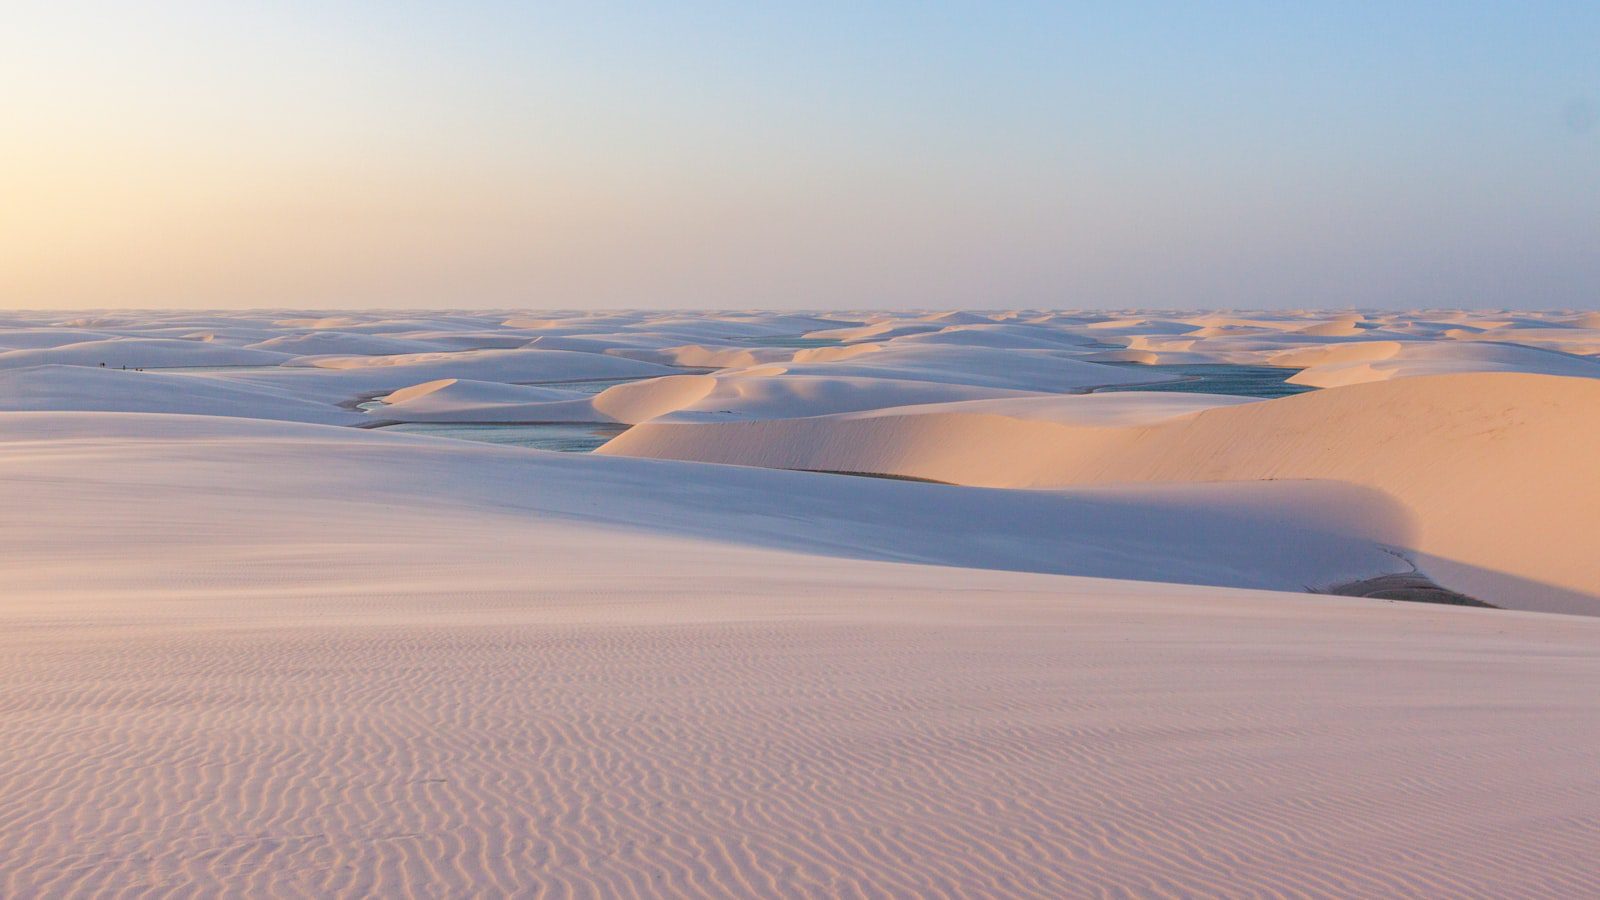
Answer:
3;1;1596;308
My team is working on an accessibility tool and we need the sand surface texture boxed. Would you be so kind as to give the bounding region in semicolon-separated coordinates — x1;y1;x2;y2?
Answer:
3;309;1599;896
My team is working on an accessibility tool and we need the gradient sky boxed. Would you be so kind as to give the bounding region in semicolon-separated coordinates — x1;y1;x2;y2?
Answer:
3;1;1596;310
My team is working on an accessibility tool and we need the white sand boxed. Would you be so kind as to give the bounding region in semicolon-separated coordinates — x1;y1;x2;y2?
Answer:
0;365;363;425
606;372;1600;613
0;336;293;369
1275;340;1600;387
3;309;1600;895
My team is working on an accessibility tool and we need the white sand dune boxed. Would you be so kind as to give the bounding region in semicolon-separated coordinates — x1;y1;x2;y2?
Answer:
367;378;597;420
521;316;854;354
370;374;720;424
0;328;119;350
767;345;1180;391
0;337;294;369
617;343;793;369
271;315;500;334
216;348;684;411
653;373;1059;423
789;341;884;363
1292;315;1373;337
1080;316;1200;335
356;345;1194;426
605;372;1600;613
1446;325;1600;357
523;332;712;355
2;412;1417;595
383;330;539;351
245;331;460;356
288;346;676;379
590;374;722;422
371;372;1058;425
1276;340;1600;387
890;323;1106;349
839;390;1263;427
4;412;1600;896
803;319;945;342
4;308;1600;895
0;366;362;424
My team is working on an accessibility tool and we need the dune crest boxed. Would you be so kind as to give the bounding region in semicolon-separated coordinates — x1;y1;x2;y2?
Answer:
604;372;1600;613
591;374;718;421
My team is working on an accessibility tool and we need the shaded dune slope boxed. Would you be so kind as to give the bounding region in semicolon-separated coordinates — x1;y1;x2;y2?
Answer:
5;412;1600;896
603;373;1600;613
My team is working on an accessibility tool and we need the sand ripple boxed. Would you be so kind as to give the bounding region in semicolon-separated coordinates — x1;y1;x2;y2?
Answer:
4;599;1600;897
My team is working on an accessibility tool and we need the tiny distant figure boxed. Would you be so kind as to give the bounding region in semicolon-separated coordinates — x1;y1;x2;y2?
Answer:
99;362;106;367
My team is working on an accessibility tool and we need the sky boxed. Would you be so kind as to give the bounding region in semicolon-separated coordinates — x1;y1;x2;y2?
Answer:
2;1;1596;310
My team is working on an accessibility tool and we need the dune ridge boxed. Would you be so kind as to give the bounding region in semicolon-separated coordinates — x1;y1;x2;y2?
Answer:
603;372;1600;613
5;410;1600;896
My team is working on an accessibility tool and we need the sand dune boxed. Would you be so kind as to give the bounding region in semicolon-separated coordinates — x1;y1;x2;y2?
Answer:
366;378;599;422
245;331;461;356
288;346;675;378
1276;340;1600;387
765;345;1179;391
838;390;1262;427
4;308;1600;895
788;342;884;363
653;374;1058;423
0;328;120;350
804;319;944;342
0;366;362;425
591;374;721;422
0;337;293;369
369;374;722;424
0;412;1415;592
605;372;1600;613
892;323;1106;349
1293;315;1372;337
4;411;1600;896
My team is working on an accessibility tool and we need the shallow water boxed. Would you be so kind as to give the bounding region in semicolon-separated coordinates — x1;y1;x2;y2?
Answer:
357;377;652;448
379;422;629;452
1096;363;1317;398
